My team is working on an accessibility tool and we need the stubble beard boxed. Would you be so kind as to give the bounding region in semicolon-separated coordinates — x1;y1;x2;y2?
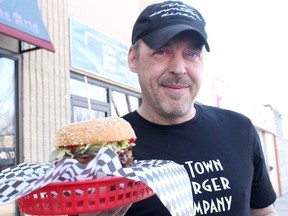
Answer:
156;76;194;118
156;93;193;118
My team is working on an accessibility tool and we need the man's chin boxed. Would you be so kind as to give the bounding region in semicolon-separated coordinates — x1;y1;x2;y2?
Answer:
159;102;191;118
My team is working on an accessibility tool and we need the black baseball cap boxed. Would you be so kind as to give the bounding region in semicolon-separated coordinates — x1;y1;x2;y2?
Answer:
132;0;210;52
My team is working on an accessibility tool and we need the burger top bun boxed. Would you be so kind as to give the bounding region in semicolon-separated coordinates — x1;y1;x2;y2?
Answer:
55;117;136;147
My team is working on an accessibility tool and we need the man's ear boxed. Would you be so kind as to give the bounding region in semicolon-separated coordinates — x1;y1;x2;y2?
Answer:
128;47;137;73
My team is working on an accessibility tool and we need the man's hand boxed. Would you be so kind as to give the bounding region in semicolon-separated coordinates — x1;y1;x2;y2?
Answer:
251;204;278;216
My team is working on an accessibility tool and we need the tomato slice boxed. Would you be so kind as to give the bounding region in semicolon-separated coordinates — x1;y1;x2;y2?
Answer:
129;138;136;143
65;145;78;150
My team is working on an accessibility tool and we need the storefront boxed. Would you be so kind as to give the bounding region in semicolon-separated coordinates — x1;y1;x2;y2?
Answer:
0;0;143;214
0;0;55;214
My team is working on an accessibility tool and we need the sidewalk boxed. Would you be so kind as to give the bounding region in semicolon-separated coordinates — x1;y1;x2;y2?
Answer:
275;193;288;216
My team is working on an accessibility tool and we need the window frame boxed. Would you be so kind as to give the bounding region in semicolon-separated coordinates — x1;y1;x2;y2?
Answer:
70;72;141;122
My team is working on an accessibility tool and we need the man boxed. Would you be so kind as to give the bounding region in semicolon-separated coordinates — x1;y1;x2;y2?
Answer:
123;0;278;215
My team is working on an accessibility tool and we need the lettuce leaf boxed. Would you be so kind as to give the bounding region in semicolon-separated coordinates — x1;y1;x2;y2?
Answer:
49;140;132;162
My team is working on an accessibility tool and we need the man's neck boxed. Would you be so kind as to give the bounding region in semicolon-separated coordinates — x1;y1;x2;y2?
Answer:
137;105;196;125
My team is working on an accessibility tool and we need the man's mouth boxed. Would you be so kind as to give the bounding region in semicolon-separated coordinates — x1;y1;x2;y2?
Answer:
161;84;189;95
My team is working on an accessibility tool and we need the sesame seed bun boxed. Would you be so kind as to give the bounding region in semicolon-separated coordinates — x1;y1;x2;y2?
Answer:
55;117;136;147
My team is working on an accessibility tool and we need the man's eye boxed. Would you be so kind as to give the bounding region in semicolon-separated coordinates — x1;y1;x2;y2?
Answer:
186;51;201;59
154;49;169;55
187;51;200;57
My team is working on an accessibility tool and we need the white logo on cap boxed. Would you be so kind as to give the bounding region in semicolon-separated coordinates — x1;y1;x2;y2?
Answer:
150;2;202;22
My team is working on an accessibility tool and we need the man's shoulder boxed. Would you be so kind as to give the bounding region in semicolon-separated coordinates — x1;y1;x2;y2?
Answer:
196;104;252;124
122;111;138;122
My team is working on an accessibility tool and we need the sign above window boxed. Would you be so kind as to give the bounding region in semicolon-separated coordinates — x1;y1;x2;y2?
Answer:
70;18;139;90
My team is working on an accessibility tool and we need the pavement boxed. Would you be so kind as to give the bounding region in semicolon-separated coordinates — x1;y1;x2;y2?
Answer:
275;193;288;216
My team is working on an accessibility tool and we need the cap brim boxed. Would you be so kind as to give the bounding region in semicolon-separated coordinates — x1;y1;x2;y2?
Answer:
142;24;210;52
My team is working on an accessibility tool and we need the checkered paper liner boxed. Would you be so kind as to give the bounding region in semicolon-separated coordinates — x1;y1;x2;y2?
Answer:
0;147;193;216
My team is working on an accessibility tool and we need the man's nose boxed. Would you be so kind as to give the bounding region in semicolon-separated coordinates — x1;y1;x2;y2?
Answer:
169;54;187;75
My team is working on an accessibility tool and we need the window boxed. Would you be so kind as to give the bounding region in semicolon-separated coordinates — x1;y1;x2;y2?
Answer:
111;91;140;117
71;94;109;122
70;72;141;122
0;53;21;216
0;57;16;171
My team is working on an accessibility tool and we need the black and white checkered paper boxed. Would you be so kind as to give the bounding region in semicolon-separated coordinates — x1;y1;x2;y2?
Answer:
0;147;193;215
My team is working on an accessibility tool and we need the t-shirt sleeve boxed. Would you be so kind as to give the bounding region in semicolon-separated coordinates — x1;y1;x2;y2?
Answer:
249;125;277;208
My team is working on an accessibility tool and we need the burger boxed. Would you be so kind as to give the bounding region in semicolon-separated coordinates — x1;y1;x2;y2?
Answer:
49;117;136;167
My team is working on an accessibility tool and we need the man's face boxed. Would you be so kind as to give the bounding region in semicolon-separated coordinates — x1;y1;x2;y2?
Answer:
128;32;205;120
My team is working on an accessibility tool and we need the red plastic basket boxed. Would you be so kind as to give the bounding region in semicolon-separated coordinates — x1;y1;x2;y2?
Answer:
17;176;154;215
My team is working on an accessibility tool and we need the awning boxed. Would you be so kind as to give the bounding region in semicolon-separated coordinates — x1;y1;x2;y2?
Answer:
0;0;55;53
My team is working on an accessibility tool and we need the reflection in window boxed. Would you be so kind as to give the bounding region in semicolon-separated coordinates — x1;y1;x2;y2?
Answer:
111;92;141;117
128;95;140;112
88;83;107;102
111;91;128;117
70;77;108;102
70;78;87;98
73;106;106;122
0;57;16;171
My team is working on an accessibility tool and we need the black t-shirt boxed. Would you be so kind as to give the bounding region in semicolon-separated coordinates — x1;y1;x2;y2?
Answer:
123;104;276;216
